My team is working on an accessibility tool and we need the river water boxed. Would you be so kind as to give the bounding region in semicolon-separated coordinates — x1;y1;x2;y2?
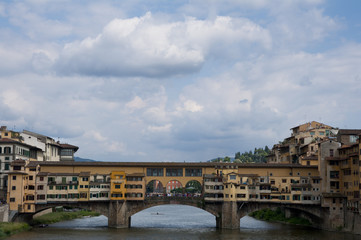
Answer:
8;205;358;240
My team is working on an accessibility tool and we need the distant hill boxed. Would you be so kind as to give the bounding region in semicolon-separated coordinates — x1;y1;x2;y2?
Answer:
74;156;97;162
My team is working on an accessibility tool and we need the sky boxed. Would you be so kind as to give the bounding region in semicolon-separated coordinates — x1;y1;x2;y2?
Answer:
1;0;361;162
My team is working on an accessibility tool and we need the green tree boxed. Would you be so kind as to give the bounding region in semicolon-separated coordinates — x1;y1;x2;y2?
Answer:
223;156;231;162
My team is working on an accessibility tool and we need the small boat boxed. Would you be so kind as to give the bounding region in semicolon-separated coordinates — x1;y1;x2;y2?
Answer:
38;224;48;228
151;212;164;215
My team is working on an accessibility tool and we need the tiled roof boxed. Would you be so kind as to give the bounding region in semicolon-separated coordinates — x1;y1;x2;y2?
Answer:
59;143;79;151
301;155;318;160
48;172;80;176
10;160;26;166
338;143;358;149
337;129;361;135
325;156;347;161
36;161;318;169
79;171;91;177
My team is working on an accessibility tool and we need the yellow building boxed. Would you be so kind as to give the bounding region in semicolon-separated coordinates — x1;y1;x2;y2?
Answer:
7;160;37;213
110;171;126;201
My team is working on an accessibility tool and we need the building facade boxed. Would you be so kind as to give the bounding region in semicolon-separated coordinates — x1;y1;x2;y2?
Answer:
0;126;78;201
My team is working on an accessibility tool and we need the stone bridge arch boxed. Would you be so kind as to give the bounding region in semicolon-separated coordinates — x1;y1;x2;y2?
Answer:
34;201;111;217
239;202;324;228
108;198;223;228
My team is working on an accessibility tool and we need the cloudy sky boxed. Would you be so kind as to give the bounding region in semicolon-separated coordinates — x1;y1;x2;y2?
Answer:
1;0;361;162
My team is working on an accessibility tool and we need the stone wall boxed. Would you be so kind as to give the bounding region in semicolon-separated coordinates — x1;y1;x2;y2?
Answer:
344;210;361;235
0;204;9;222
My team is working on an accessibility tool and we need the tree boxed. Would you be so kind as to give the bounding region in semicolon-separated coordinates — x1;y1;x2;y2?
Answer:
223;156;231;162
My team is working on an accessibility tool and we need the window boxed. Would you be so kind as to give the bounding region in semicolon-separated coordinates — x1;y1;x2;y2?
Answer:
229;175;236;180
329;149;334;157
37;185;44;190
330;171;339;179
12;176;16;180
10;198;15;202
13;166;21;171
166;168;183;176
185;168;202;177
350;135;358;143
4;147;11;154
40;177;44;181
146;168;164;176
29;176;33;180
12;186;16;190
82;177;89;181
60;149;73;156
115;184;121;189
37;195;45;200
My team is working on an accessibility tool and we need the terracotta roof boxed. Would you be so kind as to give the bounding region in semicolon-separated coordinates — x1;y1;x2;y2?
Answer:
27;161;41;167
0;138;33;148
6;171;28;175
37;172;49;176
10;160;26;166
36;161;317;169
338;143;358;149
48;173;80;176
337;129;361;135
59;143;79;151
79;171;90;177
325;156;347;161
301;155;318;160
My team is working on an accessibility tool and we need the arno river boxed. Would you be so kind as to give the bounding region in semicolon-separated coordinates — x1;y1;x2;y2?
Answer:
8;205;358;240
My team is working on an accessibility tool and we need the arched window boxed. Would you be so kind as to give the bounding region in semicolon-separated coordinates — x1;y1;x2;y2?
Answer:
4;147;11;154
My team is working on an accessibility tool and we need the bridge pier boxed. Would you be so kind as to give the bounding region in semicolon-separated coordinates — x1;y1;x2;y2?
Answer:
219;201;240;229
108;201;131;228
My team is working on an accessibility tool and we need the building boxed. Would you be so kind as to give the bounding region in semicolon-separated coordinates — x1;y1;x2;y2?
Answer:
0;126;78;201
267;121;335;164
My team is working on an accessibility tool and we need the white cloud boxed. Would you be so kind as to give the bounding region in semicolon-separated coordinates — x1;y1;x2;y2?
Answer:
55;13;271;78
126;96;147;111
147;124;172;133
0;0;360;163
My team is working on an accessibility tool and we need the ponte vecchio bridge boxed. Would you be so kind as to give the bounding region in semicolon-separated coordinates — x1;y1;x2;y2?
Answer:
8;161;344;230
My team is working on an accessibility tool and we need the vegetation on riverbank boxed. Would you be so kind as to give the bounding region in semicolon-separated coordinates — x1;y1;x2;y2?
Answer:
249;208;311;226
0;222;31;238
32;210;100;225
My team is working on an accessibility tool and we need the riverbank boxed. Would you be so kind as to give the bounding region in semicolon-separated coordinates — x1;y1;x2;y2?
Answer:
32;210;100;225
0;210;100;238
249;208;311;226
0;222;31;238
